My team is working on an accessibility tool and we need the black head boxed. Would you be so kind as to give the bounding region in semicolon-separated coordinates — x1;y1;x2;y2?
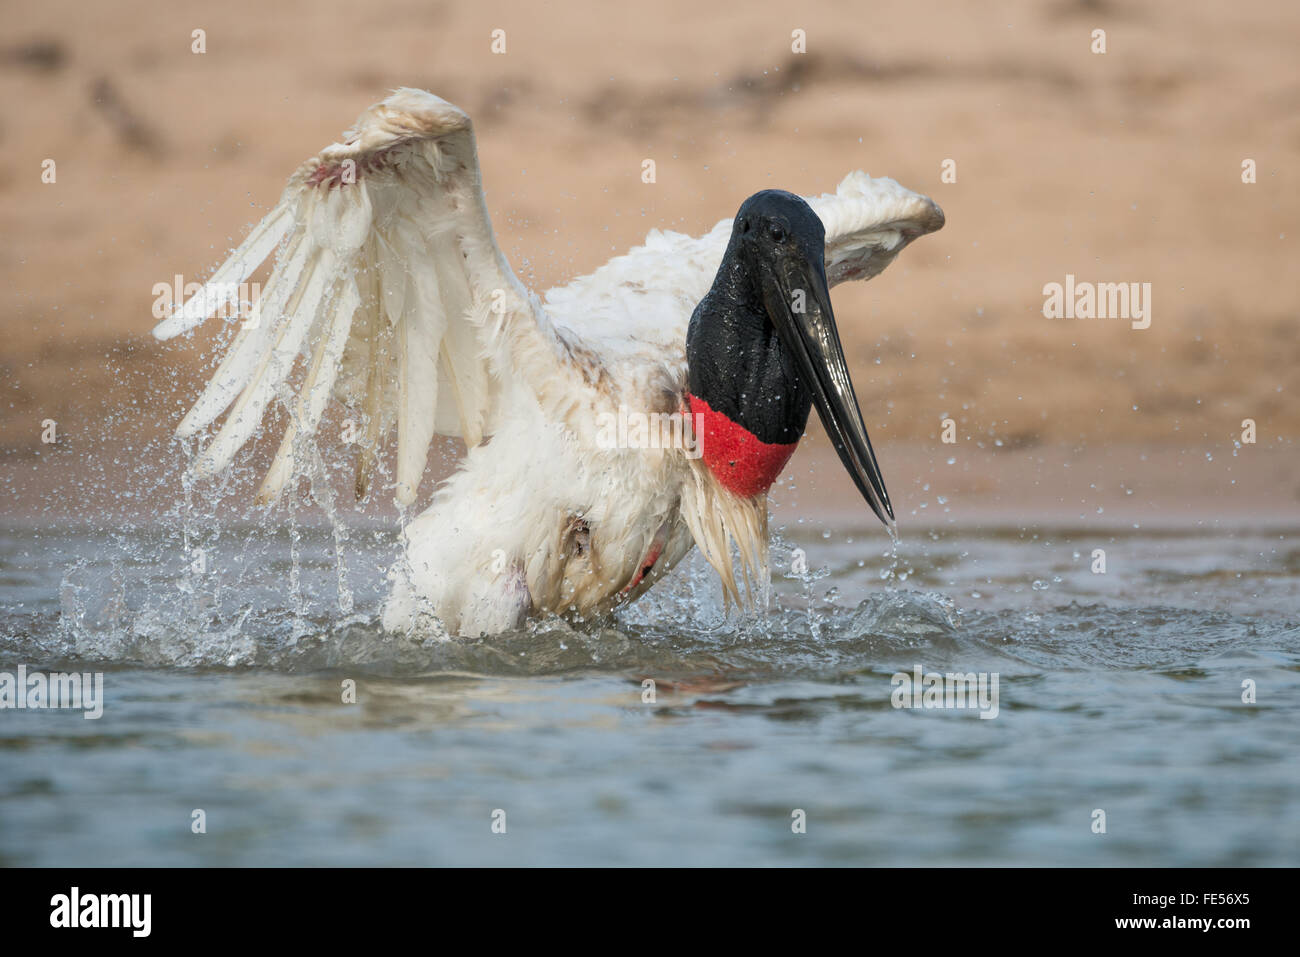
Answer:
687;189;895;530
731;189;827;271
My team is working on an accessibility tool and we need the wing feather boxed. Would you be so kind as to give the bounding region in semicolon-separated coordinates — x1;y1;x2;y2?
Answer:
809;171;945;286
395;245;444;503
154;89;585;504
257;275;361;504
176;229;310;438
193;247;331;478
153;201;295;341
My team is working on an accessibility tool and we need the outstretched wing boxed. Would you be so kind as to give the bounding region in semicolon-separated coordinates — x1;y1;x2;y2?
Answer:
153;89;577;505
546;170;944;358
809;171;945;286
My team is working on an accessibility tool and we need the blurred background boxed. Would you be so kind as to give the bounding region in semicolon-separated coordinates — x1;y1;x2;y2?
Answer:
1;0;1296;523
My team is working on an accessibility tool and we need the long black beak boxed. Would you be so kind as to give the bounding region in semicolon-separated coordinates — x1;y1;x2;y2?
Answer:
767;258;895;531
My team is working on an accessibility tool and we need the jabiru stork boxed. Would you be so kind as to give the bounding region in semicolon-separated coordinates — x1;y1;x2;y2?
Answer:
152;89;945;636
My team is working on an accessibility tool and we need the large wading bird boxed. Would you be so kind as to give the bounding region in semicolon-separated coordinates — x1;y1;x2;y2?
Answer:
154;89;944;636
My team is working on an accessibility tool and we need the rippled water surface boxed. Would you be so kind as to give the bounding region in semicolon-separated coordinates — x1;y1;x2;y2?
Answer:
1;516;1297;866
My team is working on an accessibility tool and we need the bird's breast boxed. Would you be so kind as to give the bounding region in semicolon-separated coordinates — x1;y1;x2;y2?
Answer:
686;393;799;499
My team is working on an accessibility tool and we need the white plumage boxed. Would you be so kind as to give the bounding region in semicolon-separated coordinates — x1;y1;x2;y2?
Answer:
154;89;943;636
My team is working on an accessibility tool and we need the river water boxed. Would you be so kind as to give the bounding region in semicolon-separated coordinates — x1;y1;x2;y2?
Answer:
1;513;1296;865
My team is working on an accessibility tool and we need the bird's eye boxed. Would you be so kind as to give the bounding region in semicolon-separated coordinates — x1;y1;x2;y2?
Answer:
769;223;787;243
738;217;751;234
